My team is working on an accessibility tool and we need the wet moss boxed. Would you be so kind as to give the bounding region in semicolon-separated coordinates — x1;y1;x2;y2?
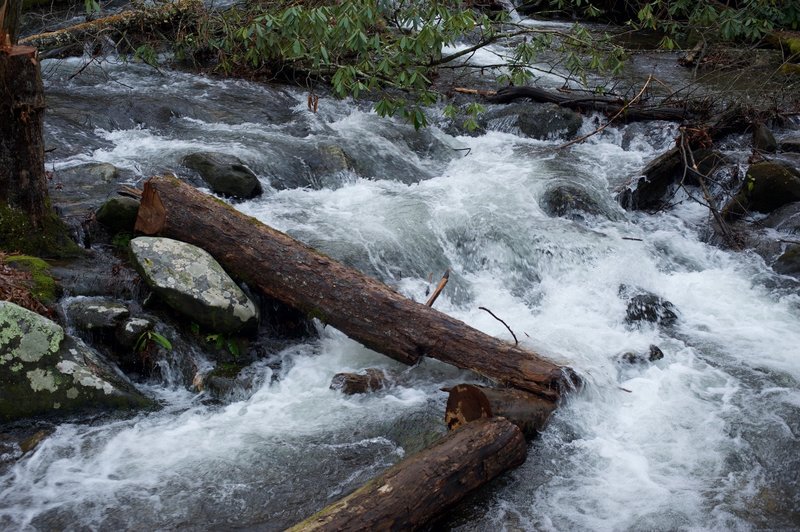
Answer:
0;204;81;258
5;255;57;305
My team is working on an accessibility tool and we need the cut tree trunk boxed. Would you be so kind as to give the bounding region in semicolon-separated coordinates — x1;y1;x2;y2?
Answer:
287;416;527;531
445;383;555;439
0;44;48;228
135;176;577;401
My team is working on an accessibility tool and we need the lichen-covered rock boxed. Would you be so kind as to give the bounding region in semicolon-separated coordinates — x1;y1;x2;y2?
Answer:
723;162;800;220
95;196;140;234
0;301;153;421
182;152;263;200
130;237;258;334
66;297;130;332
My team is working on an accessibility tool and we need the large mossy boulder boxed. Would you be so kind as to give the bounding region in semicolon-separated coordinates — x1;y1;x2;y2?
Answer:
130;237;258;334
723;162;800;220
182;152;263;200
95;196;140;234
0;301;152;421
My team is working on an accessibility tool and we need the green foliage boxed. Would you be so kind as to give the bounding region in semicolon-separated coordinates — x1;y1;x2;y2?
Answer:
205;333;240;359
135;330;173;352
84;0;100;15
180;0;629;128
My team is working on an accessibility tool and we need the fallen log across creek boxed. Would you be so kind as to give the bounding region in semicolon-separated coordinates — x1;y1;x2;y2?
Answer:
135;175;578;400
287;417;527;531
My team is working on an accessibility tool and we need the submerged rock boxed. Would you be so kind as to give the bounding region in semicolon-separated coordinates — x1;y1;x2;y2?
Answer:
0;301;152;421
619;345;665;364
723;161;800;219
624;293;678;325
482;103;582;140
182;152;263;200
540;182;617;221
130;237;258;334
95;196;140;235
780;138;800;153
773;245;800;277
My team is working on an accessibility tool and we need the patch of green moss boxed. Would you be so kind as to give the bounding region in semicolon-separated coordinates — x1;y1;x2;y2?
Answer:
5;255;57;305
0;204;82;259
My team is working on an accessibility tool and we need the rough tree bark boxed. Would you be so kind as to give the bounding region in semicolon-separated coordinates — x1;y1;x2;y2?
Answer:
287;417;527;531
1;0;48;229
135;176;578;401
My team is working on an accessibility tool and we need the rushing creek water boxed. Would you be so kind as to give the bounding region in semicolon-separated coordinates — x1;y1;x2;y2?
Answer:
1;45;800;530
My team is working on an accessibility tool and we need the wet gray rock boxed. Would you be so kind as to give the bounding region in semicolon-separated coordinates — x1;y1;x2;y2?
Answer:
540;182;618;221
762;202;800;234
779;138;800;153
95;196;140;235
625;293;678;325
773;245;800;277
619;345;665;364
723;161;800;219
182;152;263;200
259;141;354;190
115;317;155;349
753;123;777;153
66;297;130;332
130;237;258;334
484;103;583;140
0;301;153;421
50;162;126;219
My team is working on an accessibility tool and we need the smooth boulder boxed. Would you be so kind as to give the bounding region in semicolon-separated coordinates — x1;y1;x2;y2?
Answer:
723;162;800;219
183;152;263;200
0;301;152;421
130;237;258;334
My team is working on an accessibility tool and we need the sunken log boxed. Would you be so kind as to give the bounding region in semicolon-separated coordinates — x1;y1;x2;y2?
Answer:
288;417;526;531
487;86;692;123
330;368;388;395
135;176;575;400
445;383;555;439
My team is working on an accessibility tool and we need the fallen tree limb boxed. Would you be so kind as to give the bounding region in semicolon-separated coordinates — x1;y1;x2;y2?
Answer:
20;0;202;56
483;85;692;123
287;417;526;531
445;383;555;439
135;176;577;400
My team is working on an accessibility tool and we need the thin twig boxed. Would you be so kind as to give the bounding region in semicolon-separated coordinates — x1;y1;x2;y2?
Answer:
478;306;518;346
425;269;450;307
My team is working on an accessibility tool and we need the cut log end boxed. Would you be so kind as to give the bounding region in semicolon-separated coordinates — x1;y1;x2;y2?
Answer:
134;179;166;235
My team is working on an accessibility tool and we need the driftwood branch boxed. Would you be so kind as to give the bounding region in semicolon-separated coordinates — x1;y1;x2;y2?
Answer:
425;269;450;307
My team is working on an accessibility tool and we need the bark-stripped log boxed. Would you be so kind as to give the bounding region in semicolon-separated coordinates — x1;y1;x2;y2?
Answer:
135;176;577;400
288;417;526;531
445;384;556;439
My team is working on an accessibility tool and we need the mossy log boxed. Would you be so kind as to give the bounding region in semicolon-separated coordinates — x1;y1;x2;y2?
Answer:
445;383;556;439
135;176;577;400
19;0;203;56
288;417;527;531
